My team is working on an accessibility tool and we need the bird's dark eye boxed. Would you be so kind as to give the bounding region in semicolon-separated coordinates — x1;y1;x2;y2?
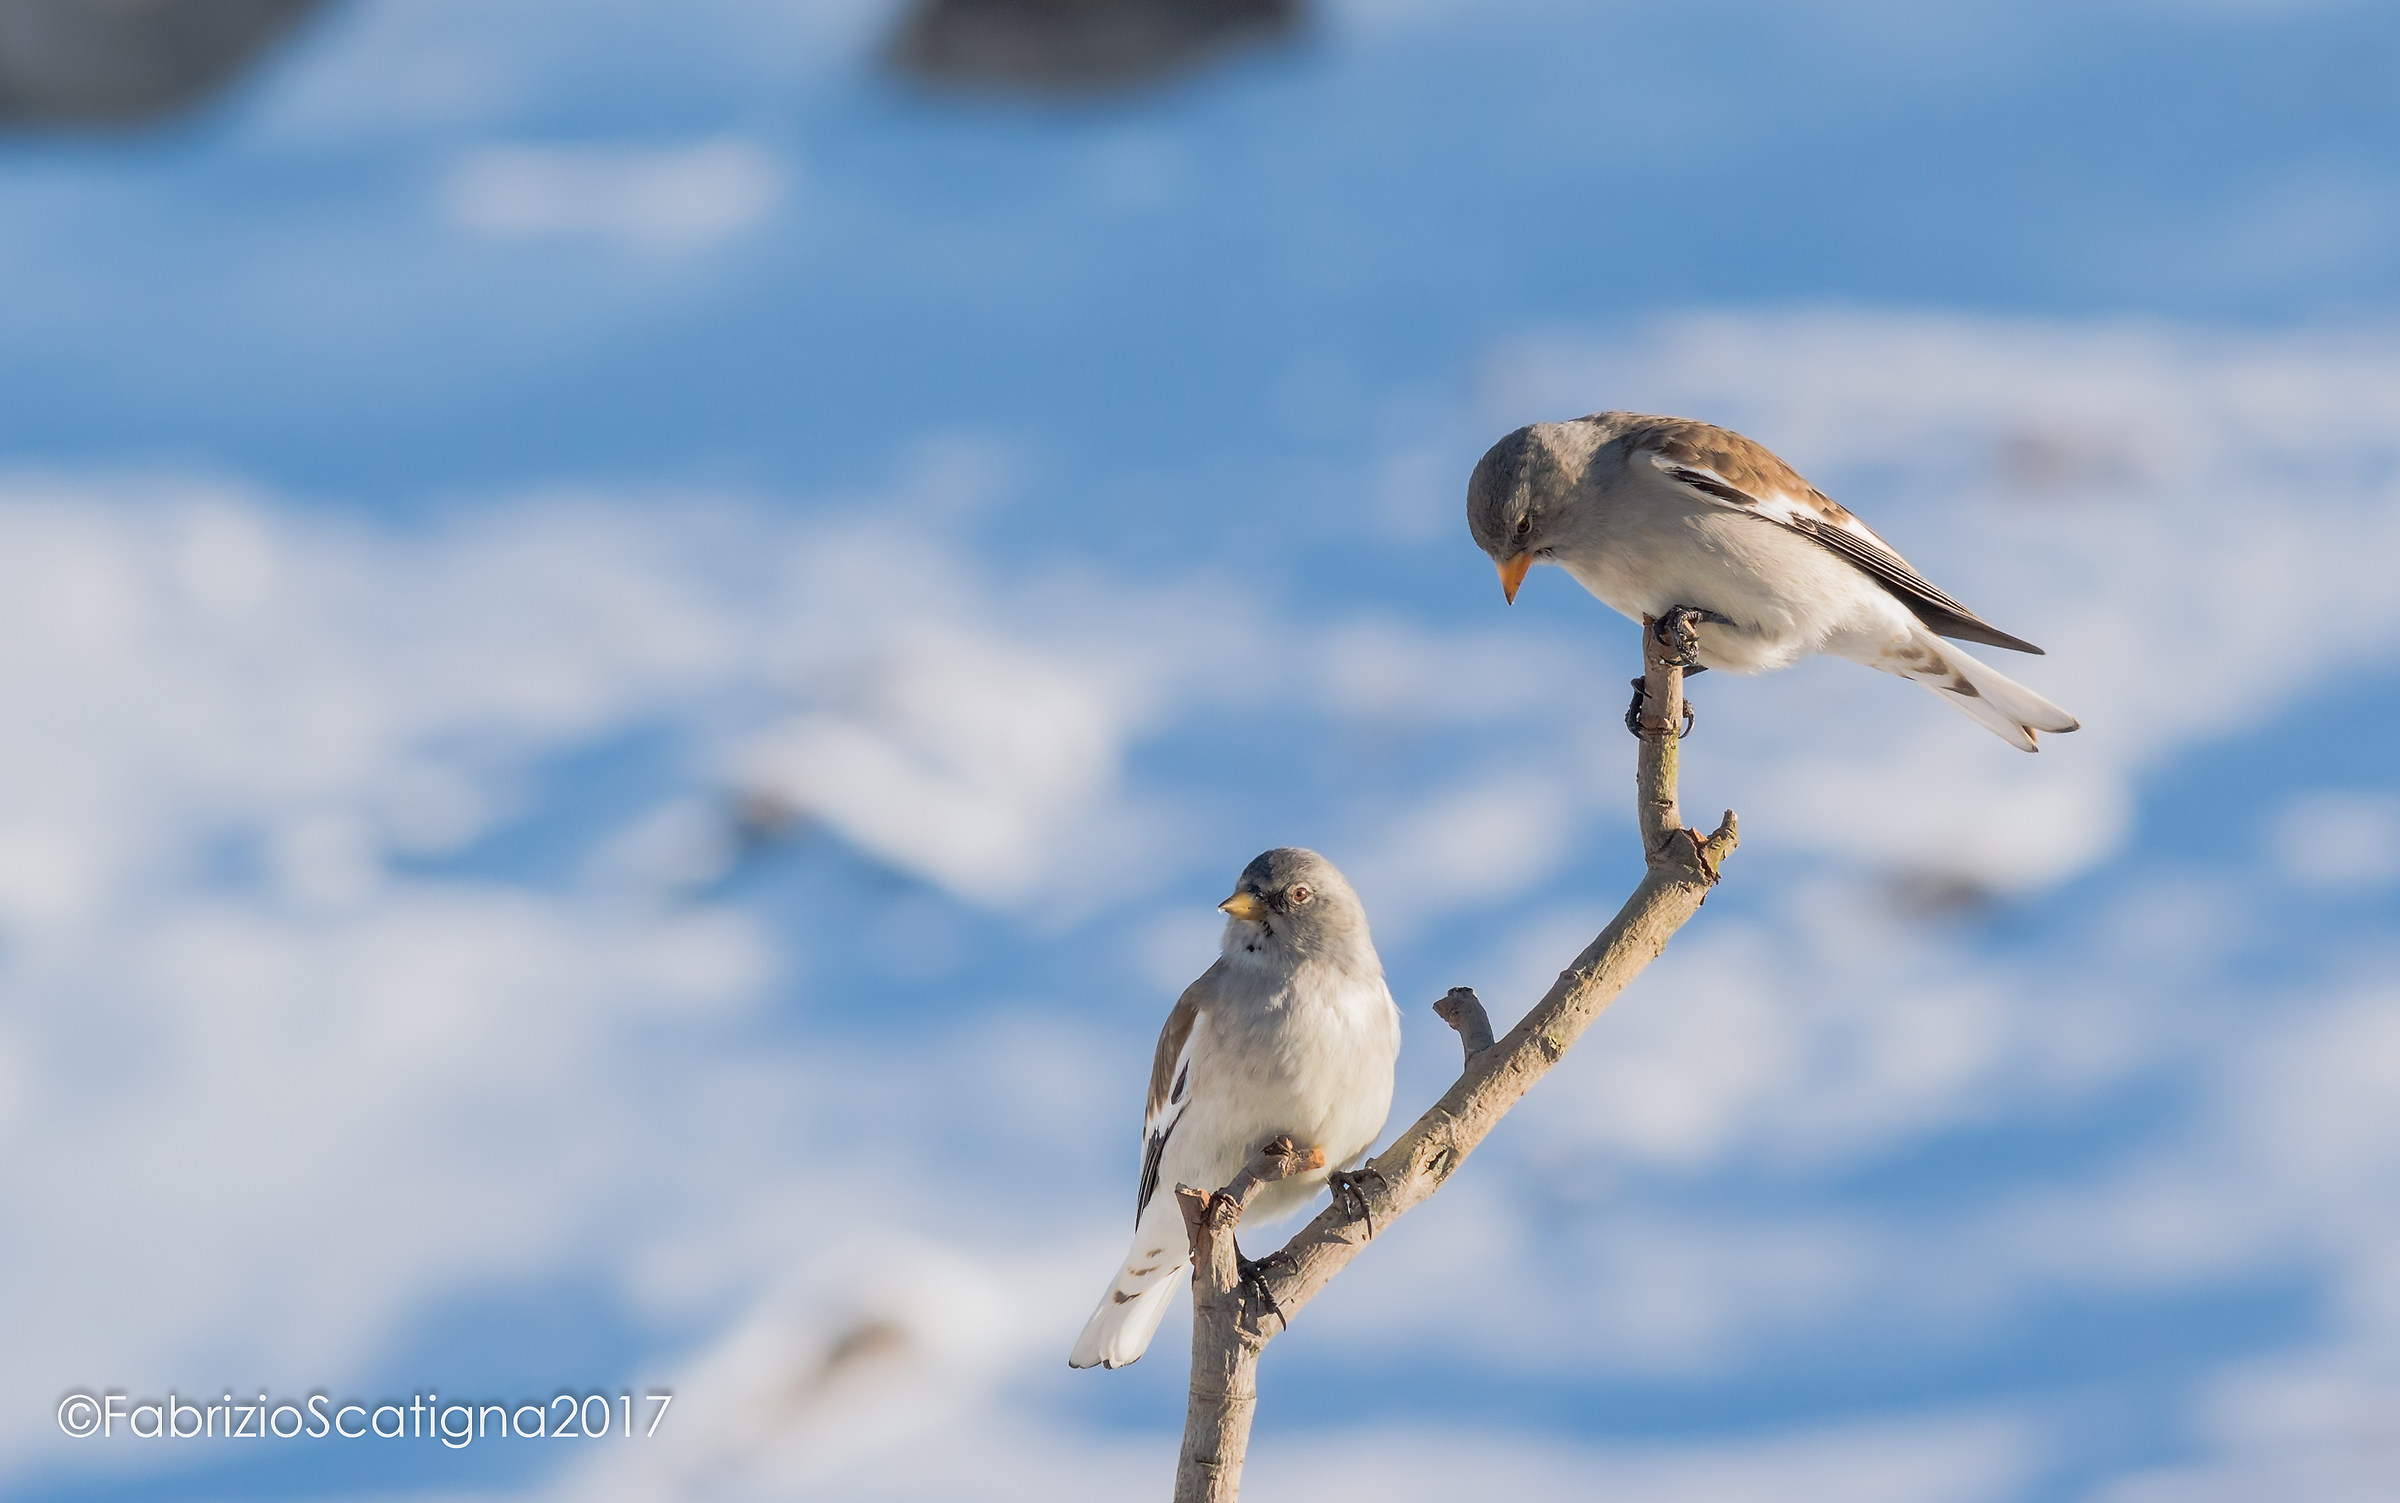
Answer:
1289;884;1312;906
1514;516;1531;537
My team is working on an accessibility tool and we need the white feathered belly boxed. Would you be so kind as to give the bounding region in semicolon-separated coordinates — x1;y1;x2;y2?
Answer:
1557;507;1914;675
1161;987;1397;1224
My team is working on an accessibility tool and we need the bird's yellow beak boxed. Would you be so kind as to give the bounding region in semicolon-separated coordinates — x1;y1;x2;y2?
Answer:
1496;551;1532;604
1218;890;1265;922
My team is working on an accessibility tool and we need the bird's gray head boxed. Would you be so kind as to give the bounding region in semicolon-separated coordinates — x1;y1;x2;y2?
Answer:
1217;847;1372;964
1465;418;1606;603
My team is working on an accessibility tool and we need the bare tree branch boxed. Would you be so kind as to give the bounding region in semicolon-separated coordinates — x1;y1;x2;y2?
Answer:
1169;619;1740;1501
1171;1135;1321;1503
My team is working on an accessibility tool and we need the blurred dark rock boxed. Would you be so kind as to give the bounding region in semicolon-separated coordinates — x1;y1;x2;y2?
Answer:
888;0;1301;95
1992;426;2138;494
1884;868;2001;921
0;0;321;127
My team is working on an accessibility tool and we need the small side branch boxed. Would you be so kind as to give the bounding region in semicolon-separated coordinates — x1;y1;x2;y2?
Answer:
1175;1135;1326;1297
1170;615;1742;1501
1432;986;1495;1064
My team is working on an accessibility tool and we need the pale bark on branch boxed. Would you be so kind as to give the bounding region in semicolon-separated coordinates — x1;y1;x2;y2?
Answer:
1169;619;1740;1503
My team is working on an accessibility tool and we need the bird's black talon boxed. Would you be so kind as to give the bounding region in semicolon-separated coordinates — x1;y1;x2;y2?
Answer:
1329;1168;1385;1239
1651;605;1730;670
1234;1248;1292;1326
1627;678;1697;739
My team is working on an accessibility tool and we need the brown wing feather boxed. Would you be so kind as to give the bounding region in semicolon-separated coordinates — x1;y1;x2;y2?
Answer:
1146;968;1210;1121
1632;418;2046;656
1630;417;1857;525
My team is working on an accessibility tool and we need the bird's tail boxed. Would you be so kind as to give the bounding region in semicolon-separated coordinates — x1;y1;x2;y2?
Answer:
1068;1237;1188;1370
1892;631;2080;752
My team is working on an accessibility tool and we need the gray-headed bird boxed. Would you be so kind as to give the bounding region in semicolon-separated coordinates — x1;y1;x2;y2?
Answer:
1070;848;1399;1370
1468;413;2079;750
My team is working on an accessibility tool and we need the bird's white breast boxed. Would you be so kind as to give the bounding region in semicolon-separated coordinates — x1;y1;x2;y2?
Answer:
1165;951;1399;1224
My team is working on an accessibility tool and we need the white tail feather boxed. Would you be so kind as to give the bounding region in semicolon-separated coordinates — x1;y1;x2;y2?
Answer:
1897;634;2080;752
1068;1229;1187;1369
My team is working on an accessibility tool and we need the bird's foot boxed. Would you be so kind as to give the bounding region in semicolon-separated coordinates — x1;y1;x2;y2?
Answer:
1234;1245;1293;1327
1329;1167;1385;1240
1651;605;1731;669
1625;677;1697;740
1626;606;1724;737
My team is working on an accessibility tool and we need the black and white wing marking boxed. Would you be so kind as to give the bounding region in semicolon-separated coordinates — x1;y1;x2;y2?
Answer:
1137;967;1214;1223
1647;450;2046;655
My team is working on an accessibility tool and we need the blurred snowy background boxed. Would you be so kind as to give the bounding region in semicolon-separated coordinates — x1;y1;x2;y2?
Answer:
4;1;2398;1499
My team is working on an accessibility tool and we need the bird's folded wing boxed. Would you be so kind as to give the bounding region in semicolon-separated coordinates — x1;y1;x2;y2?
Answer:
1645;448;2045;655
1137;967;1214;1223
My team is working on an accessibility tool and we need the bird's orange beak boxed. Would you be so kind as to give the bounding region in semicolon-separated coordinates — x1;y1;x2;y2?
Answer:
1496;551;1532;604
1219;890;1266;922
